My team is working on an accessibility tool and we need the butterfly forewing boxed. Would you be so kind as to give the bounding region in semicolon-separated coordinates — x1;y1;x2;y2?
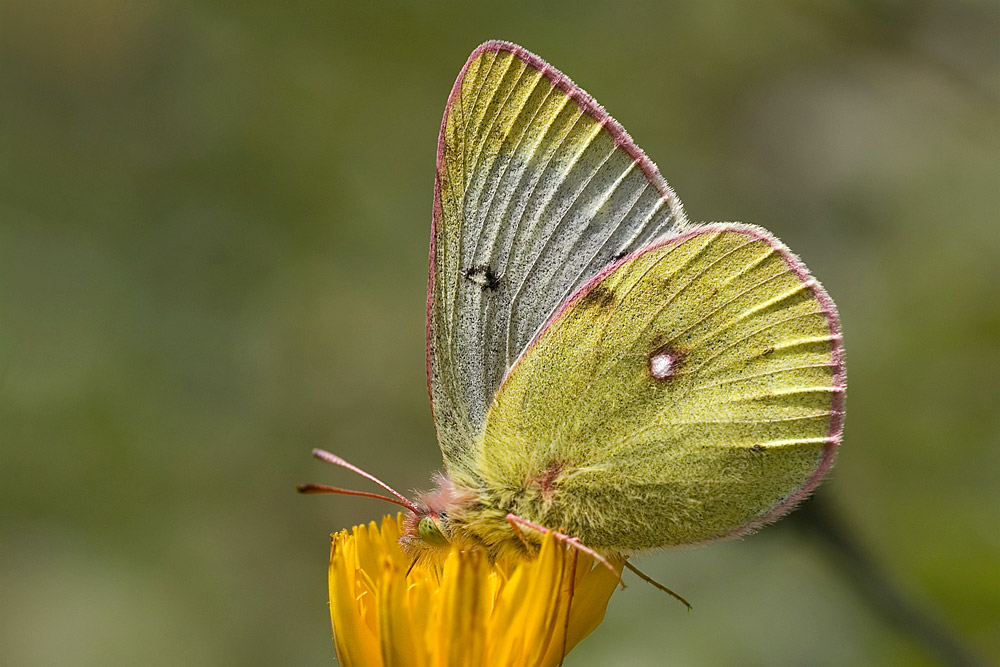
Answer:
478;225;845;550
428;41;687;471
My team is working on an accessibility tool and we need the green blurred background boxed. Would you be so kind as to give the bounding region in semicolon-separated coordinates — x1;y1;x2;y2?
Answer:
2;1;998;665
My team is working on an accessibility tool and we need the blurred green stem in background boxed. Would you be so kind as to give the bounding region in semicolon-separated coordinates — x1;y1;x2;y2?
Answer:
792;495;988;667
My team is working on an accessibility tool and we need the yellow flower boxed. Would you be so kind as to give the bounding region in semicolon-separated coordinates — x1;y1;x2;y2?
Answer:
328;513;624;667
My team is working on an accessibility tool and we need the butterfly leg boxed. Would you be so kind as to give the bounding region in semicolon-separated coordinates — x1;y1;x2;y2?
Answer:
506;515;538;556
558;548;579;666
505;513;623;585
623;560;692;610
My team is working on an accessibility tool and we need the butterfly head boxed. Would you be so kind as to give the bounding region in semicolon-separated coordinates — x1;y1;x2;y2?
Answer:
404;509;451;551
400;472;478;554
300;450;484;555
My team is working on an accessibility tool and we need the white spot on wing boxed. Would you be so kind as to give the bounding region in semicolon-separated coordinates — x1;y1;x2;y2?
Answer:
650;350;676;379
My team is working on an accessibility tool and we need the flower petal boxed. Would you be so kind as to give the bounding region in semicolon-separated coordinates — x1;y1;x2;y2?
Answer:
329;531;382;666
436;548;489;666
378;556;425;667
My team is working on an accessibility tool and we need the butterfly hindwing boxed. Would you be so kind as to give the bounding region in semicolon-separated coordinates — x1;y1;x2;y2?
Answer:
428;41;687;472
477;224;845;550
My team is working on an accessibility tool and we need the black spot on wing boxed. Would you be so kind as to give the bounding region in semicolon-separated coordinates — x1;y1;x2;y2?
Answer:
461;264;501;290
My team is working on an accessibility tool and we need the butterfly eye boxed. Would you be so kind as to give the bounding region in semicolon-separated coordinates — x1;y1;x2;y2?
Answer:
417;515;449;547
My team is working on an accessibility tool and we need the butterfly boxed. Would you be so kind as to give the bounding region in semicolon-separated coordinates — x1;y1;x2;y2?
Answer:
302;40;846;572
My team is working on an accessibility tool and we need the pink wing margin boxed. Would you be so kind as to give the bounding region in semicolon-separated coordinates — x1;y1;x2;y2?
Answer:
425;39;686;409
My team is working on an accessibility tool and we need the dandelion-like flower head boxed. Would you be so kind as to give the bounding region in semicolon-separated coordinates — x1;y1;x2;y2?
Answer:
328;514;624;667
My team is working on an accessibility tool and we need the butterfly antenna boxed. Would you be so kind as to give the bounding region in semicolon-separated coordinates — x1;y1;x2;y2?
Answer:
306;449;421;514
296;483;417;511
623;560;692;610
